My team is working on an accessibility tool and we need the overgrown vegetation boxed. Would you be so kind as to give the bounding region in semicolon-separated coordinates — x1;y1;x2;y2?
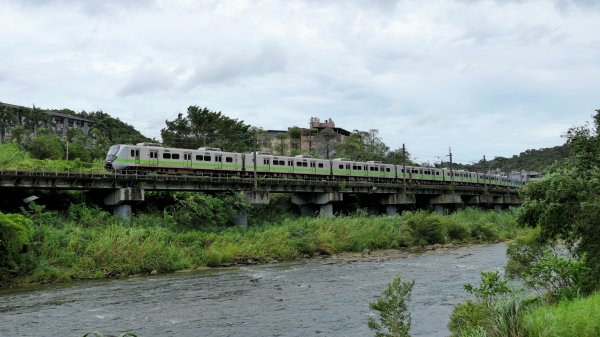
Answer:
0;205;520;285
446;109;600;337
368;276;414;337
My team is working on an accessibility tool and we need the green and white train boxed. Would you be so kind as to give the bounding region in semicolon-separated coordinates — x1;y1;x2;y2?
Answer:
105;143;522;187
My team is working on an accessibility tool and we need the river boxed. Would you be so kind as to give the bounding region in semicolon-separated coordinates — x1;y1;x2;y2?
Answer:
0;243;508;337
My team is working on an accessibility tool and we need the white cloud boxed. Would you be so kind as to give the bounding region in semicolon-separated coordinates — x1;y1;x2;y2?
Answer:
1;0;599;162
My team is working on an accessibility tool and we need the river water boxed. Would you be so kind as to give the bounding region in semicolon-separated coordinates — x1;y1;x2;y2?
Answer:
0;243;507;337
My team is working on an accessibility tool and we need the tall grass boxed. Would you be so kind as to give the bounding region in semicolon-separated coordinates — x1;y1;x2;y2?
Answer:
7;208;522;284
521;291;600;337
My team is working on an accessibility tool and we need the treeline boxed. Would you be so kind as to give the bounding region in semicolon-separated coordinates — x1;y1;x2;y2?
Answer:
451;144;570;173
0;103;151;162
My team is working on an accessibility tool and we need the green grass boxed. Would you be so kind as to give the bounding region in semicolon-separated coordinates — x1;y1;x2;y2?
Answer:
522;292;600;337
4;207;524;285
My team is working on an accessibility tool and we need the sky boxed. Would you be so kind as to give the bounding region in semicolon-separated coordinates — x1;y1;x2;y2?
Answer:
1;0;599;164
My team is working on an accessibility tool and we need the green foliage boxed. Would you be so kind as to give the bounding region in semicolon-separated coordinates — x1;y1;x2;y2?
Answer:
0;143;29;166
368;276;415;337
28;133;64;160
464;272;510;307
161;106;252;152
470;223;499;242
517;109;600;292
0;212;33;279
403;210;446;245
522;291;600;337
167;192;243;229
504;227;544;280
523;249;588;302
449;300;491;337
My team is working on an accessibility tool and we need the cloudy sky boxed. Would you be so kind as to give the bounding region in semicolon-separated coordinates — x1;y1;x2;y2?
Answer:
1;0;599;163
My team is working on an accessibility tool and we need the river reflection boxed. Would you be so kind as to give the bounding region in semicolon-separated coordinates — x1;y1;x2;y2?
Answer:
0;243;507;337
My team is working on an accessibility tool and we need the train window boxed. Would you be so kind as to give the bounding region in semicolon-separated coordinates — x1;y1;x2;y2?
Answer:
216;156;222;162
346;164;350;169
172;154;180;160
386;168;391;172
318;163;323;168
163;153;171;159
288;161;293;166
356;166;362;170
204;156;211;161
263;159;270;165
296;162;301;166
272;161;278;166
436;172;440;175
279;160;285;165
302;162;308;167
196;155;203;161
310;162;315;168
339;164;344;169
226;157;233;163
412;169;418;174
131;150;135;157
135;150;139;157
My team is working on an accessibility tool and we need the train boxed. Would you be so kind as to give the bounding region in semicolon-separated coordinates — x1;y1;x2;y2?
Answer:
105;143;522;187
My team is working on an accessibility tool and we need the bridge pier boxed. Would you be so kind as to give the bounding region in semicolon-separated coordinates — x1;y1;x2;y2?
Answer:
292;192;342;217
104;188;145;218
235;191;270;227
380;193;416;217
429;193;462;215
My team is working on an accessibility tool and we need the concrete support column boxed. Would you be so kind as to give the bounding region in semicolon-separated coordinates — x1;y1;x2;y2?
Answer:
385;205;398;216
104;187;145;218
235;209;248;228
494;204;503;212
320;203;334;217
433;204;445;214
114;204;132;218
292;192;342;217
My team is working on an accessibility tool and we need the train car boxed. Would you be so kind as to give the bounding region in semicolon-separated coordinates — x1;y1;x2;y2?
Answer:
105;143;243;174
365;161;396;178
105;143;522;189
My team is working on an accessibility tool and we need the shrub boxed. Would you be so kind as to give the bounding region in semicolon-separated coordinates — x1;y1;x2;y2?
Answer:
404;211;446;245
368;276;415;337
470;223;498;242
447;222;470;241
448;300;491;337
0;212;33;279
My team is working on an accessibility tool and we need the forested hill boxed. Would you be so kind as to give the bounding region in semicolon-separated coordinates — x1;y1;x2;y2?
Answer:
456;144;571;172
51;109;152;145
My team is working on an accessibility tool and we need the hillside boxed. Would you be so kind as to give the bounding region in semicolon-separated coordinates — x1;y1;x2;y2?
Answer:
455;144;570;172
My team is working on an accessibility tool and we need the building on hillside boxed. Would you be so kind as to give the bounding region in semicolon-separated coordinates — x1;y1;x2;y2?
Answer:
261;117;351;157
509;171;543;183
301;117;350;154
0;101;93;141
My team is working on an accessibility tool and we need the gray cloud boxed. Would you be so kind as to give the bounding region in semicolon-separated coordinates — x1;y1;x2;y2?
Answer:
184;42;287;89
117;65;175;97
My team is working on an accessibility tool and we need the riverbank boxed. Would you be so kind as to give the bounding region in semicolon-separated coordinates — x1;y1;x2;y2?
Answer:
1;207;527;287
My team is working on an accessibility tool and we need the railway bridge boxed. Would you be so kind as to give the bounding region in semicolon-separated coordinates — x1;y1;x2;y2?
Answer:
0;169;521;223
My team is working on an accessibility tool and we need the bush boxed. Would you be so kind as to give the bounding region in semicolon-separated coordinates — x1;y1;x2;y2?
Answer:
404;211;446;245
0;212;33;279
368;276;415;337
448;300;491;337
447;222;470;241
470;223;498;242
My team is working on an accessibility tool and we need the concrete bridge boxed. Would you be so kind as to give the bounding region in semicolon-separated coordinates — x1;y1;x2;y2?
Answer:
0;169;521;222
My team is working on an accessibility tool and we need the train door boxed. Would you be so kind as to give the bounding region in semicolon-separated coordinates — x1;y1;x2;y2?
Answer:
183;152;192;168
215;155;223;169
149;150;159;166
131;148;140;165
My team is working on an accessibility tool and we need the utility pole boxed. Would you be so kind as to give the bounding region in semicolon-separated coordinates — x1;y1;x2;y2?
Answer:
483;155;487;190
448;146;453;186
402;143;407;193
253;128;258;190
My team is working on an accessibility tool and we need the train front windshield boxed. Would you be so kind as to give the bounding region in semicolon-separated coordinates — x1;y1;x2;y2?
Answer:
106;145;120;162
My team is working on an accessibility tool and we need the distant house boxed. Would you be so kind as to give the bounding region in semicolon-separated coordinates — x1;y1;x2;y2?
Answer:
261;117;351;157
0;101;93;140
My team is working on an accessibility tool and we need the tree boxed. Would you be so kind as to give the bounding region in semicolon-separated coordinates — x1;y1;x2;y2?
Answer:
518;109;600;292
368;276;415;337
274;132;289;155
335;129;390;162
28;133;64;160
161;106;253;152
0;107;17;143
